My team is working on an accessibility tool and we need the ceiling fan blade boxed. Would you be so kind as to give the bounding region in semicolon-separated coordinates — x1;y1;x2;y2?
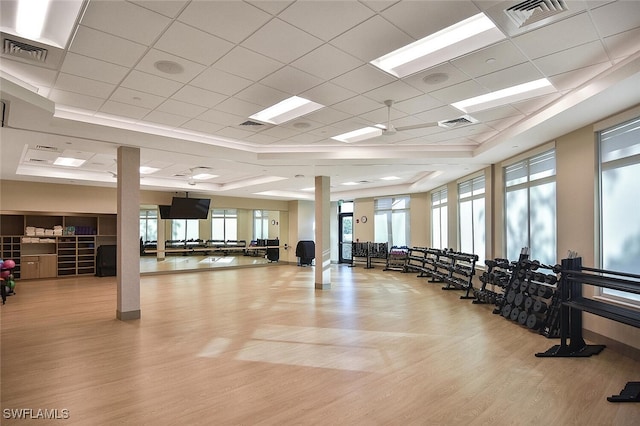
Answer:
395;122;439;132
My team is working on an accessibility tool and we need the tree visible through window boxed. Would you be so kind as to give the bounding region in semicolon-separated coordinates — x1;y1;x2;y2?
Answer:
458;175;485;262
504;149;556;265
374;196;410;247
598;116;640;303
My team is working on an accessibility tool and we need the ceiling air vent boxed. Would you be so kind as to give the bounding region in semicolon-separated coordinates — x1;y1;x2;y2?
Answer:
239;120;264;126
3;38;48;62
34;145;60;152
505;0;569;28
439;115;478;129
29;158;47;163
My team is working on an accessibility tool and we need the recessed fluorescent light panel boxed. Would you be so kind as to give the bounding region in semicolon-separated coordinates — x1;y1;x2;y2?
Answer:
341;181;359;186
249;96;324;125
54;157;85;167
381;176;401;181
139;166;160;175
452;78;555;113
371;13;505;78
16;0;51;39
192;173;218;180
332;127;383;143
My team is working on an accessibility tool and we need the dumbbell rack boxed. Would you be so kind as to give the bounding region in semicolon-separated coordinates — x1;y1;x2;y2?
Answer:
475;258;513;305
350;242;388;269
438;251;478;299
492;255;562;337
385;246;408;271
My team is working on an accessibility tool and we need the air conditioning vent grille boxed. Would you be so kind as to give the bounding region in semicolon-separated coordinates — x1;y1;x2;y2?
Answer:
34;145;60;152
239;120;264;126
505;0;568;28
3;38;48;62
439;115;478;129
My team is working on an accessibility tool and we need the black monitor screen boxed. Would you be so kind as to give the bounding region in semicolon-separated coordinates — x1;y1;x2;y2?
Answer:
169;197;210;219
158;205;172;219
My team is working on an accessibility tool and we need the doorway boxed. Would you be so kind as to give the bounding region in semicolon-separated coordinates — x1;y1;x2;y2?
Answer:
338;212;353;264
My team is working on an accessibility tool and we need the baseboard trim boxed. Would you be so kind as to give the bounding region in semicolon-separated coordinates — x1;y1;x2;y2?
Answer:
583;329;640;361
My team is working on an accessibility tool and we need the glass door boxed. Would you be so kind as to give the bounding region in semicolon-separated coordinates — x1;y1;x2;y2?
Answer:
339;213;353;263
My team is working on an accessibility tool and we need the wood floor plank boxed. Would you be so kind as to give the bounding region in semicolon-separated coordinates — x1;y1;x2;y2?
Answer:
1;264;639;425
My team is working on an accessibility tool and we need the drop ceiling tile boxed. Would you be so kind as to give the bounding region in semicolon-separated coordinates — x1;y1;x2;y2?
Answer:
533;40;610;77
242;19;324;63
331;64;396;93
591;0;640;38
55;73;115;99
301;82;357;107
364;80;424;104
260;66;324;95
136;49;207;84
69;26;147;67
258;126;300;139
215;98;264;117
414;105;468;123
179;1;272;44
197;109;246;126
180;119;224;135
331;95;381;116
143;110;190;127
190;67;253;96
61;52;129;85
380;0;480;39
48;89;104;111
512;12;599;60
475;62;545;91
171;85;227;109
404;62;471;94
548;62;611;91
247;1;293;16
278;1;374;41
130;0;189;18
235;84;289;108
330;15;414;62
245;133;281;145
80;0;171;45
121;70;184;98
451;40;528;79
292;44;364;80
430;80;485;104
394;94;444;115
603;28;640;60
303;107;351;125
155;21;234;66
215;127;257;140
110;87;165;109
157;99;208;118
511;92;563;115
100;100;151;120
213;47;284;81
470;105;522;123
281;132;326;145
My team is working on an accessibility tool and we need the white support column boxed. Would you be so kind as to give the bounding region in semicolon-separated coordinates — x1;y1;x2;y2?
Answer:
116;146;141;320
315;176;331;290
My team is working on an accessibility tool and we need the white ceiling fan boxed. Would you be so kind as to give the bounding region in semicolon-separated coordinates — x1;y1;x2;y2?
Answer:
381;100;478;136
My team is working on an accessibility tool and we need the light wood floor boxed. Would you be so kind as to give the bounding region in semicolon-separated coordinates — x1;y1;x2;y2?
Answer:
2;265;639;425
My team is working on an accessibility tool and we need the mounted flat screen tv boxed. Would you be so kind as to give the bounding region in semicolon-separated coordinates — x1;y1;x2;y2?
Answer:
158;205;172;219
169;197;210;219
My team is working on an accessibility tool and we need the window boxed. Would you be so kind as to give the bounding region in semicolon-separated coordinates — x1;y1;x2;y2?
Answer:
504;149;556;265
171;219;199;241
431;188;448;249
598;116;640;303
458;175;485;262
211;209;237;241
139;209;157;242
254;210;269;240
374;196;410;247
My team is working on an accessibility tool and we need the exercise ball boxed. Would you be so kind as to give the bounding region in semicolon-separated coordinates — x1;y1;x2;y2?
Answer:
1;270;10;278
0;260;3;269
8;279;15;289
3;259;15;269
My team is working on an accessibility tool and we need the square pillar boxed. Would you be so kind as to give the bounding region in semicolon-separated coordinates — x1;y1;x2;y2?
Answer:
116;146;141;320
315;176;331;289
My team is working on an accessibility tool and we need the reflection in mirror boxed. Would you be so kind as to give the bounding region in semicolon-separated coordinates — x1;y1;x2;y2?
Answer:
139;206;282;274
